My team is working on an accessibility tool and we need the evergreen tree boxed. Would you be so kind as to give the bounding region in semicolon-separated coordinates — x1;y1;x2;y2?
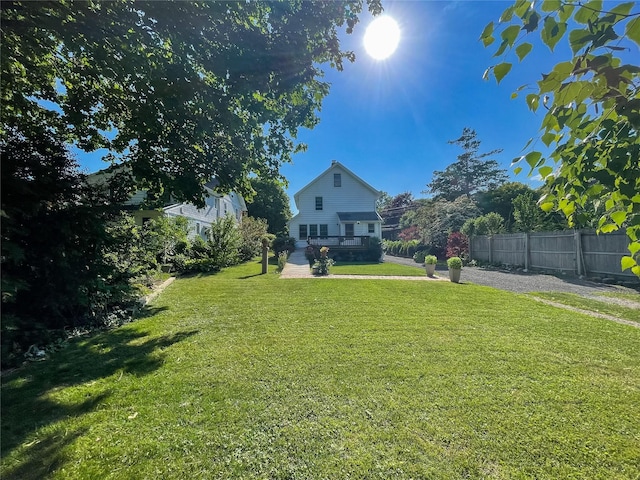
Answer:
426;128;508;201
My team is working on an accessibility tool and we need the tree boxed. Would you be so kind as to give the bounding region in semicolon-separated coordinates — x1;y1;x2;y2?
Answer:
376;191;393;210
475;182;536;231
482;1;640;276
413;196;480;256
462;212;506;236
246;177;291;236
426;128;508;201
238;216;269;262
1;0;383;205
513;192;546;233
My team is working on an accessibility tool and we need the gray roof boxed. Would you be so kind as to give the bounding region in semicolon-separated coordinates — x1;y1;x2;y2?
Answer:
337;211;382;222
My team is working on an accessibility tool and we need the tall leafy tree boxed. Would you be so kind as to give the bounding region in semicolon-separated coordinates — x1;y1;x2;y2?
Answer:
1;0;382;204
426;128;508;201
413;196;481;256
475;182;536;231
246;177;291;237
482;0;640;276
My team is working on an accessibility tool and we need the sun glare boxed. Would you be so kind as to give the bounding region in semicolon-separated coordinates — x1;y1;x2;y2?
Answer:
364;16;400;60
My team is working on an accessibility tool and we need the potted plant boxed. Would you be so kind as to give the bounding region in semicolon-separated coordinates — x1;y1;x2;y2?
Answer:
424;255;437;277
447;256;462;283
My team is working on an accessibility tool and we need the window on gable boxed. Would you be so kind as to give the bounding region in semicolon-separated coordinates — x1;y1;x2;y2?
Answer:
334;173;341;187
299;224;307;240
368;223;375;233
315;196;323;210
309;224;318;236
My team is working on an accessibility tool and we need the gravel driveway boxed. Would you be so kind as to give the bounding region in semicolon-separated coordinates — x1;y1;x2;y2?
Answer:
383;254;639;297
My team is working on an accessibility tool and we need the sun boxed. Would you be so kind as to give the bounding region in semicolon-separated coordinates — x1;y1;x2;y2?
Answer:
363;16;400;60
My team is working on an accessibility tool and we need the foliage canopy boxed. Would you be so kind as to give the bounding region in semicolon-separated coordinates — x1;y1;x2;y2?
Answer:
1;0;382;204
482;0;640;275
426;128;508;201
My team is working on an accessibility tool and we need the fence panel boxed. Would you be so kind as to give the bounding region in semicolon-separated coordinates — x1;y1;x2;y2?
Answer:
471;236;490;262
469;229;638;283
529;231;576;272
491;233;526;266
581;231;635;278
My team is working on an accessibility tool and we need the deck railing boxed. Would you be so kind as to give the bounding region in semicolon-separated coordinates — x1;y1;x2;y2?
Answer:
307;236;370;249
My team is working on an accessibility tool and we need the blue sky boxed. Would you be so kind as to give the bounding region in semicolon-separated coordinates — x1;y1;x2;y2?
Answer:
77;1;585;211
282;0;574;211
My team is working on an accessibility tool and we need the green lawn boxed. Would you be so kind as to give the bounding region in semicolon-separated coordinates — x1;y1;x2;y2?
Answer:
330;261;428;276
530;291;640;323
2;261;639;479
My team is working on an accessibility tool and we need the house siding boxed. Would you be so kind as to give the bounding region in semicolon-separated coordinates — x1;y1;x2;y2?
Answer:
290;163;381;248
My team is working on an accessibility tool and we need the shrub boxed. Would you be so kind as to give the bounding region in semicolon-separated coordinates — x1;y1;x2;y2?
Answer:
238;216;269;262
277;251;288;272
206;215;241;268
272;236;296;257
413;250;427;263
365;237;383;261
183;258;221;274
446;232;469;260
424;255;438;265
447;256;463;269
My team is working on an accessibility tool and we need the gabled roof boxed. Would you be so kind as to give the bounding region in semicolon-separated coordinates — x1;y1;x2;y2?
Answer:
293;161;381;207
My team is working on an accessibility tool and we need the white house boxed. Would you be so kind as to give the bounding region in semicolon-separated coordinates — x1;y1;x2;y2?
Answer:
289;161;383;249
89;168;247;238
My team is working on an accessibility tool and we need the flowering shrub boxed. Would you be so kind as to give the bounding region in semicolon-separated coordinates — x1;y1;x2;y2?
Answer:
446;232;469;260
313;246;334;275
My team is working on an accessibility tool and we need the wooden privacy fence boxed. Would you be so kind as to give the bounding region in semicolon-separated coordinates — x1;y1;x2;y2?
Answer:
470;229;638;282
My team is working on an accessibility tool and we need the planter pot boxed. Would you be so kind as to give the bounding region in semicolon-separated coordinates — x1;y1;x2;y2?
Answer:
449;268;461;283
425;264;436;277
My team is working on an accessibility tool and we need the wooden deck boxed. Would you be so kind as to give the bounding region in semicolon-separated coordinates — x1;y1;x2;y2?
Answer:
307;236;371;250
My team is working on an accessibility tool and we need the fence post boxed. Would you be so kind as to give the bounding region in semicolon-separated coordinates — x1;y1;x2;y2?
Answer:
488;235;493;264
524;233;529;272
575;230;583;276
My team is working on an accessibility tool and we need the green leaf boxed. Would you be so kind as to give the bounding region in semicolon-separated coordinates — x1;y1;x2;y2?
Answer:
568;29;593;54
515;42;533;61
541;0;561;12
558;4;575;23
626;17;640;48
632;265;640;276
575;0;602;24
542;17;567;52
526;93;539;112
539;166;553;178
501;25;521;47
525;151;542;168
480;21;495;46
522;11;540;33
499;6;515;23
494;62;512;84
514;166;523;175
600;223;618;233
621;256;635;271
611;2;634;17
629;242;640;255
540;202;555;212
541;132;556;147
611;210;627;226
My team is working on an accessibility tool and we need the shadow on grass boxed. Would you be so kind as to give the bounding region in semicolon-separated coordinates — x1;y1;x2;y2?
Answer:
134;304;170;319
2;426;90;480
0;327;199;470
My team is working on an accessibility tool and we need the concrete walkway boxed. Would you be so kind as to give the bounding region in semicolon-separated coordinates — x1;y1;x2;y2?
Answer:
280;249;446;281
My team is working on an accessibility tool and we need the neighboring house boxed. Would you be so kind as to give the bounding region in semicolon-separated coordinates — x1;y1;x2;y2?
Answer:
88;168;247;238
289;160;383;249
